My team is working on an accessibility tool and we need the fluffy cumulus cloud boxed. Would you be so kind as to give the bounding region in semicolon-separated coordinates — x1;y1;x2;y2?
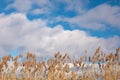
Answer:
0;13;120;56
62;4;120;30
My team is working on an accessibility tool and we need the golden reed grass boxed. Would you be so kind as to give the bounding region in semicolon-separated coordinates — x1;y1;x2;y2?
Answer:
0;47;120;80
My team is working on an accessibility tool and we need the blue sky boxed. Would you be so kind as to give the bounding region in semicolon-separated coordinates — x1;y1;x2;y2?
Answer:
0;0;120;56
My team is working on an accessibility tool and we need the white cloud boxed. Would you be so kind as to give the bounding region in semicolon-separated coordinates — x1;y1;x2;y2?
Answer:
0;13;120;57
63;4;120;30
7;0;33;13
53;0;89;14
6;1;120;31
6;0;88;15
6;0;53;14
31;9;44;15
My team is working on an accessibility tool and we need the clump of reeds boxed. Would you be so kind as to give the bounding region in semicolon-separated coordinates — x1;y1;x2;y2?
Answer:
0;47;120;80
